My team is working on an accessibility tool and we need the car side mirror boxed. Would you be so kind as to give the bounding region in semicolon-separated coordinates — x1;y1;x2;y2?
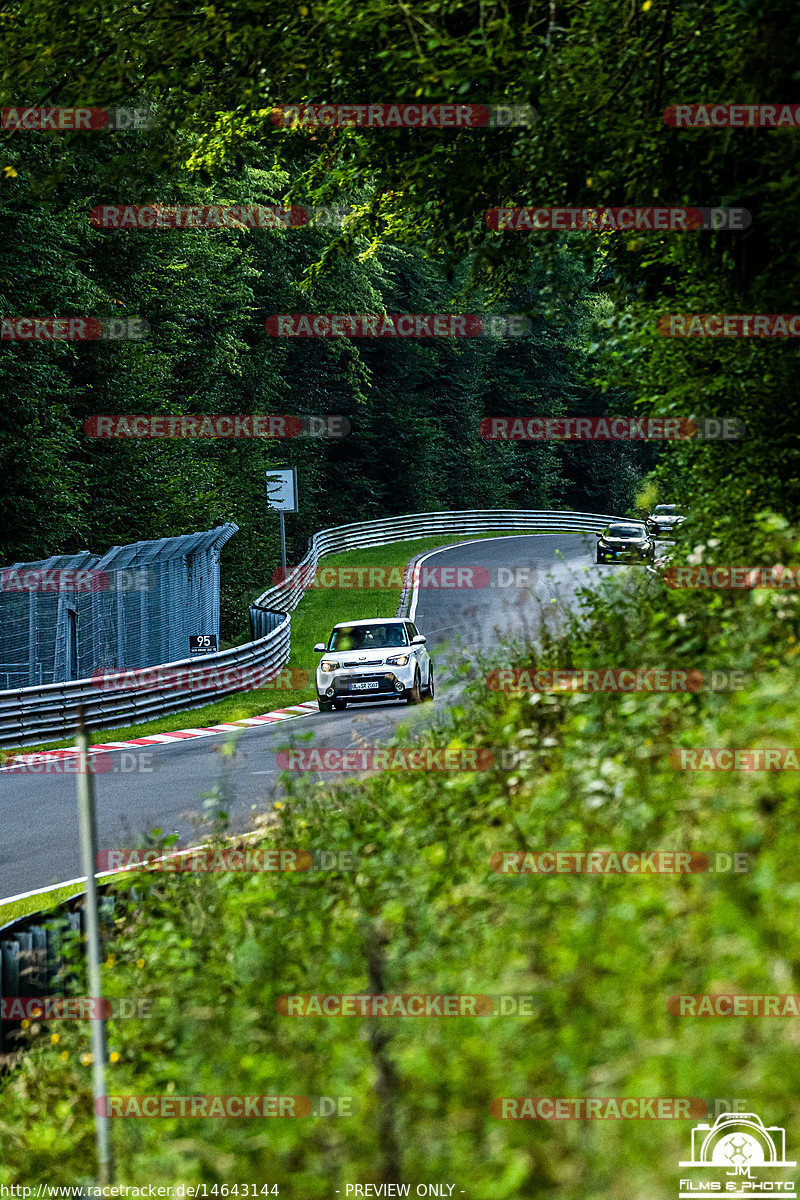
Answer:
411;634;426;645
314;642;326;652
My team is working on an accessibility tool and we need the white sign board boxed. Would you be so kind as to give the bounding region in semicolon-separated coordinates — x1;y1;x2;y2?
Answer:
266;468;298;513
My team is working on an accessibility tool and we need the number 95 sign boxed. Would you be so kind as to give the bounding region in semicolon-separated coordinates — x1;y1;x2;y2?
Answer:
190;634;218;655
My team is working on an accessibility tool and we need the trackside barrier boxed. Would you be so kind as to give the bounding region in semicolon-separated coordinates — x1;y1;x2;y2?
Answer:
1;510;621;748
0;892;116;1058
0;612;290;748
251;509;620;614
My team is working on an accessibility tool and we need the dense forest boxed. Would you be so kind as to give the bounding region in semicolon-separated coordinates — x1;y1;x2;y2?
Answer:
2;141;663;639
2;0;796;604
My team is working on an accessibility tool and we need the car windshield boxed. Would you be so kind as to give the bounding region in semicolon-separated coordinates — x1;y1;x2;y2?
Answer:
329;623;409;651
606;525;644;538
653;505;680;515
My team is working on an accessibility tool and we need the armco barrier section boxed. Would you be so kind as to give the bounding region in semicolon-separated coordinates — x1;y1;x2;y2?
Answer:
0;613;290;748
0;891;116;1057
252;509;619;614
0;510;621;748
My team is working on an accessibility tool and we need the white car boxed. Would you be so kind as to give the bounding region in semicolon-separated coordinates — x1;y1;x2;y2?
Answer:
314;618;434;711
647;504;686;538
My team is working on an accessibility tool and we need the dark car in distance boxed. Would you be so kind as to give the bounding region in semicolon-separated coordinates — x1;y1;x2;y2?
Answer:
596;523;655;564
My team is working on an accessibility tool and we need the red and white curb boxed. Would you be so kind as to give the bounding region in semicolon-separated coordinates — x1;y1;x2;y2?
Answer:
0;701;321;771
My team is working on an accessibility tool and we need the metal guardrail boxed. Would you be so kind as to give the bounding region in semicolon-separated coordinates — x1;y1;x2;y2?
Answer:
0;891;116;1057
252;509;620;613
0;510;620;748
0;618;291;748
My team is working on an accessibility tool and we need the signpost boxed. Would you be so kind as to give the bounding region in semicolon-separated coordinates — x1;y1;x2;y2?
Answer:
266;468;298;576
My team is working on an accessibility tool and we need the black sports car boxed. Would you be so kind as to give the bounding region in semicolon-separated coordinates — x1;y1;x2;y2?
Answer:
596;523;655;564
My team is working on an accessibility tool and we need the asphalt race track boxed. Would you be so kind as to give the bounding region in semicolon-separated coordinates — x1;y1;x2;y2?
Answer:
0;532;643;901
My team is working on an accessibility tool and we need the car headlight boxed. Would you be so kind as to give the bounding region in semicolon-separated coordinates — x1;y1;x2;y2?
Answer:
386;654;410;666
319;660;340;672
598;539;608;547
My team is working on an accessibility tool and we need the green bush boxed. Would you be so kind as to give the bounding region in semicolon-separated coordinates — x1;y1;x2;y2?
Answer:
3;519;799;1194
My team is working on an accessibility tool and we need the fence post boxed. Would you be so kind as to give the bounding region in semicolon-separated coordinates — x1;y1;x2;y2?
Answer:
76;711;114;1185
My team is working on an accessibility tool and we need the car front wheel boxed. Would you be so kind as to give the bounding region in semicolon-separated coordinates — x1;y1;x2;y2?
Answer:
318;698;333;712
406;669;423;704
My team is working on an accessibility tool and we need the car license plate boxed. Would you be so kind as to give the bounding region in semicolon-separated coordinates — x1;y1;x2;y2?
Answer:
350;681;379;690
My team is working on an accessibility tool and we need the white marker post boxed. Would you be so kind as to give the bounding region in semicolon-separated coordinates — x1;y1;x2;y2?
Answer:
76;711;114;1184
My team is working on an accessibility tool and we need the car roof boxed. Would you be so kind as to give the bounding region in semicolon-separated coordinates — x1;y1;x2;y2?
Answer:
332;618;407;629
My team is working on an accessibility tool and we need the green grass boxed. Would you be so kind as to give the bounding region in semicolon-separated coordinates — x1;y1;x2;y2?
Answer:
0;880;110;926
0;829;275;922
7;530;579;755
